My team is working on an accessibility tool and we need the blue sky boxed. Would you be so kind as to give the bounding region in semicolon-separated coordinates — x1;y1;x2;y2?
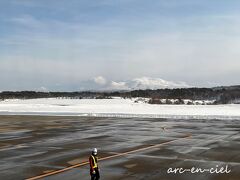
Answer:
0;0;240;91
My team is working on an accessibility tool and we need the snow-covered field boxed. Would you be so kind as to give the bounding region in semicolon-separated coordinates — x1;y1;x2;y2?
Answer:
0;97;240;119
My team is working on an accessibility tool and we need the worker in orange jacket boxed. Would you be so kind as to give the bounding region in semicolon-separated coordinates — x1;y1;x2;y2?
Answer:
89;148;100;180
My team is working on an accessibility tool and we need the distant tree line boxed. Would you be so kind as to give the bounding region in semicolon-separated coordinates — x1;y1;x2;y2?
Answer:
0;85;240;104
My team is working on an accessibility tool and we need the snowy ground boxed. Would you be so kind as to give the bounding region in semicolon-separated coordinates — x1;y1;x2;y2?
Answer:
0;97;240;119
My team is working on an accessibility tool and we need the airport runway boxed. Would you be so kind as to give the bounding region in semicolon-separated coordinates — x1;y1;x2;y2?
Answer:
0;115;239;180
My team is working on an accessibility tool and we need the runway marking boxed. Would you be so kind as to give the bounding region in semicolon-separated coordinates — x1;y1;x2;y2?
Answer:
26;134;191;180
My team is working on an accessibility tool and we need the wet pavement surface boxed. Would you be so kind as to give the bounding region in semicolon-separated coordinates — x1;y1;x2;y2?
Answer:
0;115;239;180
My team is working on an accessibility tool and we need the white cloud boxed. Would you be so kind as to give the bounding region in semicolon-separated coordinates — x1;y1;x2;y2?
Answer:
109;81;129;90
93;76;107;85
8;14;44;28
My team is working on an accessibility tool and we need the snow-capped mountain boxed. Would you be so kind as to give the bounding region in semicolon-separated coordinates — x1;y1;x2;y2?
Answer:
128;77;190;90
107;77;190;90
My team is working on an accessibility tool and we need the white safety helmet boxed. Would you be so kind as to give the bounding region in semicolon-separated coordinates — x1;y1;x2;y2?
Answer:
92;148;98;155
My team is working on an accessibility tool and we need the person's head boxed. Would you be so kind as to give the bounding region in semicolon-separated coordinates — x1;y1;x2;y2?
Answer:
92;148;97;156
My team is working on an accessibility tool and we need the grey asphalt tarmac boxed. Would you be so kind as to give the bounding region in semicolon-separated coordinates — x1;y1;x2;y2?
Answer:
0;115;239;180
